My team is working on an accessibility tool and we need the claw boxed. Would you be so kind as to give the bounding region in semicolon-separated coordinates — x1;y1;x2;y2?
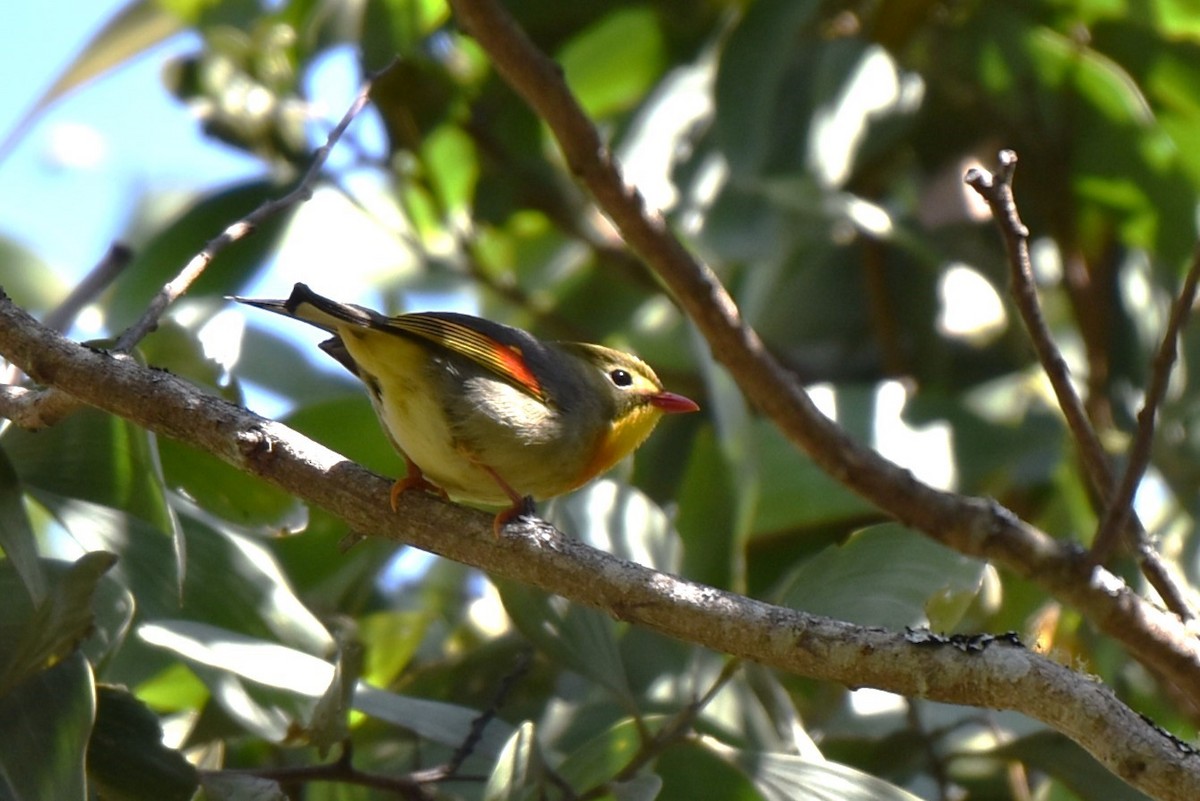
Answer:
389;458;449;511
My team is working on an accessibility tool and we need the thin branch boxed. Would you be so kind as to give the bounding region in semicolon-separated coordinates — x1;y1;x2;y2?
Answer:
1;62;391;432
1095;246;1200;563
113;69;380;352
0;243;132;390
963;154;1116;510
411;650;532;784
965;153;1195;621
0;295;1198;800
214;740;432;800
578;659;741;800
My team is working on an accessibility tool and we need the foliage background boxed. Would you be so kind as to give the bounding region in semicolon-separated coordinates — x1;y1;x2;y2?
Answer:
3;0;1200;799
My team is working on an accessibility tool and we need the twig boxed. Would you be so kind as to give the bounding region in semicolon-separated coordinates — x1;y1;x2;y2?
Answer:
114;67;383;352
44;242;134;333
965;152;1195;621
577;659;741;800
412;650;533;783
0;243;132;390
963;153;1117;515
1;62;392;431
1094;246;1200;563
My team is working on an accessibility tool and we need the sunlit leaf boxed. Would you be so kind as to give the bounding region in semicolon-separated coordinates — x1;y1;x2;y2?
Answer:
778;523;986;630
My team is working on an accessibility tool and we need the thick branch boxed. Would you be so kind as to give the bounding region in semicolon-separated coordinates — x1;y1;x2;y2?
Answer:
440;0;1200;699
0;294;1196;800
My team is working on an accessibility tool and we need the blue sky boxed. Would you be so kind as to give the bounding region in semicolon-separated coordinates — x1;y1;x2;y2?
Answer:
0;1;264;289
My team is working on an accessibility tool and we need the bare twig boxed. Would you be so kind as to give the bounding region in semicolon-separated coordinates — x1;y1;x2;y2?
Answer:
963;153;1117;514
577;659;741;800
1;62;392;431
214;740;432;800
1094;246;1200;564
43;242;134;333
114;68;382;352
412;650;532;784
965;153;1195;621
0;243;132;392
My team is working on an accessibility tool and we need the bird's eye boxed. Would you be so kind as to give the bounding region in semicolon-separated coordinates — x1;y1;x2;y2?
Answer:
610;369;633;388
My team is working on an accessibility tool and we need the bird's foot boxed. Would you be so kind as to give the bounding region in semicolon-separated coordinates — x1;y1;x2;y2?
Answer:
389;464;450;512
492;495;536;538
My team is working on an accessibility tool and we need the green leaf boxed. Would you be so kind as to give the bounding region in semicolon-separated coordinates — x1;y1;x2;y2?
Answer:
656;740;762;800
0;0;184;161
283;395;406;478
28;493;332;695
497;579;633;708
0;445;46;603
777;523;985;630
543;479;681;572
555;716;642;790
140;620;512;754
986;730;1153;801
0;551;117;696
107;180;296;328
716;744;924;801
557;7;665;118
87;684;199;801
5;408;175;535
484;721;544;801
0;653;95;801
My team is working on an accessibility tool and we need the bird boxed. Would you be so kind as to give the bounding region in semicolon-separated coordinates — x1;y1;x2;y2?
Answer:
233;283;699;533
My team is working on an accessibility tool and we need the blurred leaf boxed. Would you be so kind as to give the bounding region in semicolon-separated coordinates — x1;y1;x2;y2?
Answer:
358;609;431;686
748;420;877;537
656;740;763;800
716;743;924;801
107;180;295;328
307;636;362;756
140;619;512;753
713;0;822;175
555;716;643;789
158;437;307;531
0;0;184;161
232;317;359;406
0;551;117;696
558;7;665;118
543;479;681;572
0;445;46;603
987;730;1153;801
0;237;67;313
6;407;175;533
354;683;513;757
31;493;332;690
87;684;198;801
498;579;633;707
198;772;287;801
283;395;405;477
484;721;544;801
0;653;94;801
778;523;985;630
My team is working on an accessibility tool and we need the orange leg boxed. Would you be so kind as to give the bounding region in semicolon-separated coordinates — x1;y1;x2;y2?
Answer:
389;456;449;512
474;462;533;537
